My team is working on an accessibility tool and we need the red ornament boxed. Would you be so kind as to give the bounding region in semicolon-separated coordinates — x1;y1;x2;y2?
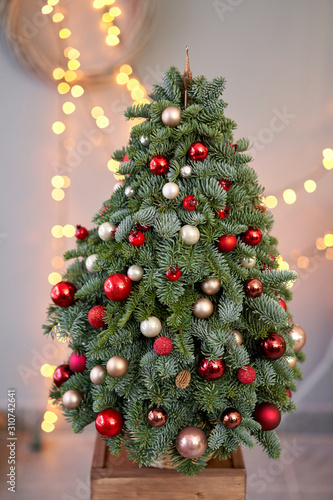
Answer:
99;204;108;215
244;278;263;298
95;408;124;438
221;408;242;429
135;222;150;231
154;336;173;356
123;154;129;162
104;273;132;302
217;207;229;219
237;366;256;385
128;230;145;247
286;388;292;398
183;196;197;211
51;281;77;307
232;144;238;152
166;266;182;281
88;305;106;329
75;225;88;240
259;332;286;360
110;226;118;239
149;155;170;175
241;227;262;246
188;142;208;161
279;299;287;311
53;364;72;387
217;234;237;252
147;407;167;427
198;358;225;380
69;352;87;373
253;402;281;431
219;179;232;191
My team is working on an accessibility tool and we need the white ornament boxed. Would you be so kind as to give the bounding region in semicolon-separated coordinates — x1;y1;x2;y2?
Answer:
140;135;149;146
180;165;192;178
112;180;125;193
98;222;116;242
162;182;179;200
140;316;162;337
240;256;256;269
125;186;135;198
179;225;200;245
127;265;144;282
86;254;98;273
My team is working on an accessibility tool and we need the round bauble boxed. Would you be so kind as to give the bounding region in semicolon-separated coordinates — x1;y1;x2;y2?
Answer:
149;155;170;175
147;407;167;427
98;222;116;241
201;277;221;295
112;180;125;192
279;298;287;311
53;364;72;387
232;329;243;345
162;182;179;200
104;273;132;302
180;165;192;178
124;186;135;198
62;389;82;409
90;365;106;385
140;135;149;146
244;278;263;298
95;408;123;438
140;316;162;337
86;254;98;273
221;408;242;429
179;225;200;245
286;388;292;398
51;281;77;307
253;402;281;431
154;336;173;356
237;365;256;384
198;358;225;380
219;179;232;191
240;256;256;269
127;265;144;282
217;234;237;252
161;106;181;127
107;356;129;377
183;196;197;211
128;230;145;247
289;324;306;352
286;354;297;369
259;333;286;360
88;305;106;329
217;206;230;219
176;426;208;459
166;266;181;281
69;352;87;373
241;227;263;246
75;225;88;240
188;142;208;162
193;298;214;318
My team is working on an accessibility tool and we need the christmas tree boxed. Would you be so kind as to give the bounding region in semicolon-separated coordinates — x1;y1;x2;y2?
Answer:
44;49;306;476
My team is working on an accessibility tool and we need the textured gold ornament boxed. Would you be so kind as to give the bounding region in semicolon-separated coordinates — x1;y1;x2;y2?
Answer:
175;370;191;389
254;204;267;213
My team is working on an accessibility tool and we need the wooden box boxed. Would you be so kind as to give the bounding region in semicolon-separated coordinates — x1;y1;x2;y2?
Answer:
91;435;246;500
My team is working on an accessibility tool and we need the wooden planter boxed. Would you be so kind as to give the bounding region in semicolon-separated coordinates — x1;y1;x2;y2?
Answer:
91;435;246;500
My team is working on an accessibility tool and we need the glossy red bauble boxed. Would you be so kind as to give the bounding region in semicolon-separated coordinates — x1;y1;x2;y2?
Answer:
104;273;132;302
53;364;72;387
259;332;286;360
188;142;208;161
279;299;287;311
75;225;88;240
183;196;197;211
128;230;145;247
241;227;262;246
198;358;225;380
217;234;237;252
135;222;150;231
95;408;124;438
69;352;87;373
154;336;173;356
237;365;256;385
286;388;292;398
51;281;77;307
149;155;170;175
244;278;263;298
166;266;182;281
219;179;233;191
88;305;106;329
217;207;230;219
253;402;281;431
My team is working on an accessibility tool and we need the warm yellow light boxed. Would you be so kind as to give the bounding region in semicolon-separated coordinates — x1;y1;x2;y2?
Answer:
40;364;55;377
48;272;62;285
119;64;132;76
62;175;71;188
102;12;114;23
58;82;70;94
279;260;290;270
52;188;65;201
127;78;140;91
326;248;333;260
59;28;71;39
41;421;55;433
44;411;58;423
106;34;119;46
316;237;326;250
283;189;296;204
297;256;310;269
52;12;64;22
109;6;121;16
62;102;76;115
276;255;283;265
68;59;80;70
265;195;278;208
323;148;333;160
53;67;65;80
67;48;80;59
324;234;333;247
42;5;53;14
91;106;104;119
52;121;65;134
96;116;110;128
48;0;59;5
133;98;150;106
116;73;129;84
51;175;65;188
304;180;317;193
51;225;63;238
107;159;119;171
71;85;84;97
323;158;333;170
104;0;115;4
51;256;64;269
64;70;77;82
108;26;120;36
131;88;144;100
63;224;76;237
93;0;105;7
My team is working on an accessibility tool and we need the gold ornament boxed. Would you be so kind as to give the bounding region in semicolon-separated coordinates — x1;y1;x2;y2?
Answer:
193;298;214;319
201;277;221;295
62;389;82;409
232;329;243;345
286;355;297;368
90;365;106;385
290;324;306;352
106;356;129;377
175;370;191;389
161;106;181;127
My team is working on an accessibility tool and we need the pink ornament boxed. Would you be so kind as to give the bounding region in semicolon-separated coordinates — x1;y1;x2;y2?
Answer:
69;353;87;373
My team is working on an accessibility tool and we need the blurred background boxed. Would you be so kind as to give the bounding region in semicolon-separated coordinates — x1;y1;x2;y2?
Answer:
0;0;332;498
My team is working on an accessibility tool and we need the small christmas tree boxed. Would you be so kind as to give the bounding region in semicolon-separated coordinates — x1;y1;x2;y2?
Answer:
44;49;306;476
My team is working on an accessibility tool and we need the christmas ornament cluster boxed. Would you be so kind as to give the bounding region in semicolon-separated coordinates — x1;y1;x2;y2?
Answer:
44;60;306;476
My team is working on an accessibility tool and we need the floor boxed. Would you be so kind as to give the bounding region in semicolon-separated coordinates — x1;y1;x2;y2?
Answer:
1;428;333;500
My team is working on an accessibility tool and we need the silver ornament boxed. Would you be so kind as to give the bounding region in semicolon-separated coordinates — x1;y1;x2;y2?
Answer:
127;265;144;282
201;277;221;295
161;106;181;127
112;180;125;193
162;182;179;200
193;298;214;319
180;165;192;178
90;365;106;385
106;356;129;377
140;135;149;146
232;329;243;345
125;186;135;198
179;225;200;245
62;389;82;409
86;254;98;273
98;222;116;242
240;256;256;269
140;316;162;337
176;426;208;459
